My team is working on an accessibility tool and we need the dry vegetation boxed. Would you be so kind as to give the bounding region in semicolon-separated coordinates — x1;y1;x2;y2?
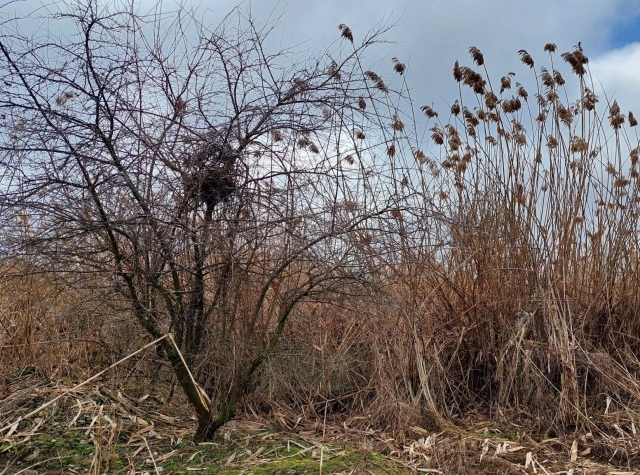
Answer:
3;3;640;474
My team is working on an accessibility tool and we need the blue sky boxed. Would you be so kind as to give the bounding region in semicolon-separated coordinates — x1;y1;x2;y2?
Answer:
609;10;640;48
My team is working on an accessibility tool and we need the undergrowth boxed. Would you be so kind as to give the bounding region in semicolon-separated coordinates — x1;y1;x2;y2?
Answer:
3;42;640;472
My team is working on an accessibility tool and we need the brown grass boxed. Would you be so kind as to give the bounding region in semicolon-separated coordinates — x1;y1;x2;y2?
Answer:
4;43;640;472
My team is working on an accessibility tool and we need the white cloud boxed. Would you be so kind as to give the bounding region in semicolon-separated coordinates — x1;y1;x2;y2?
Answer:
4;0;640;124
590;43;640;119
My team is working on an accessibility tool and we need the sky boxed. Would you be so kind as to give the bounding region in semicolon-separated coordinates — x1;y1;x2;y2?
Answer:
167;0;640;124
2;0;640;134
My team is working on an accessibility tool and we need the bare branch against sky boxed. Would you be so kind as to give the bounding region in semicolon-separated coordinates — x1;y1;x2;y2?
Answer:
2;0;640;118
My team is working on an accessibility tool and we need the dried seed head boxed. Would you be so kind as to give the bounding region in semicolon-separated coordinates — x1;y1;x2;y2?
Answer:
615;178;630;188
536;93;547;108
328;61;341;81
477;109;487;121
518;49;534;68
463;108;479;127
629;111;638;127
553;70;565;86
173;97;186;115
547;136;558;148
502;97;522;114
355;130;365;140
271;129;282;142
358;97;366;109
517;85;528;101
453;60;462;82
298;136;311;148
557;104;574;127
291;77;309;93
390;209;403;219
484;92;499;110
540;67;554;88
570;137;588;153
421;105;438;118
344;154;355;165
561;48;589;76
309;143;320;154
56;91;76;106
338;24;353;43
387;144;396;157
431;126;444;145
413;149;427;164
365;70;380;81
500;75;512;94
392;57;406;75
391;115;405;131
466;125;477;137
448;135;461;151
364;70;388;93
544;43;557;53
582;88;598;111
461;66;485;94
469;46;484;66
609;100;625;129
375;79;388;93
473;81;485;94
497;126;510;139
451;100;461;116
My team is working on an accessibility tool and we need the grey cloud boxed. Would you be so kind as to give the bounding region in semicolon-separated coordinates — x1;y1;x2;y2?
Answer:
3;0;639;124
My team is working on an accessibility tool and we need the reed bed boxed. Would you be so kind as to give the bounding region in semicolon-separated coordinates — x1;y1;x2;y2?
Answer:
3;43;640;471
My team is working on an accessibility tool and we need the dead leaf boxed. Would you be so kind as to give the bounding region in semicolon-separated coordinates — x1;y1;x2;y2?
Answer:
525;451;532;470
480;438;489;462
507;445;526;452
225;451;236;465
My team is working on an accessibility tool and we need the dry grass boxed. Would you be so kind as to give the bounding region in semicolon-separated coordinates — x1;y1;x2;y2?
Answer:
247;43;640;467
4;43;640;472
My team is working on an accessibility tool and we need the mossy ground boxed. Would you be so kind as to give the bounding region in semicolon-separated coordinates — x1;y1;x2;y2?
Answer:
0;378;407;474
0;376;635;474
2;421;408;474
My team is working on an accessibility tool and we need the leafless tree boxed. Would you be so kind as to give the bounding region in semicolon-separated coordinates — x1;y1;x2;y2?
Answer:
0;0;425;440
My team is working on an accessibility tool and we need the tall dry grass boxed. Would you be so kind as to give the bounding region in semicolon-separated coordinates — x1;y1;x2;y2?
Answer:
4;43;640;451
251;43;640;441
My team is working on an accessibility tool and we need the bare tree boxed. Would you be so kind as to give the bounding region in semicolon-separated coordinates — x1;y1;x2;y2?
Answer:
0;1;422;440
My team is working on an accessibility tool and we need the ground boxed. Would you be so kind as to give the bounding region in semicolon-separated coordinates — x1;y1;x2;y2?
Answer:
1;374;638;474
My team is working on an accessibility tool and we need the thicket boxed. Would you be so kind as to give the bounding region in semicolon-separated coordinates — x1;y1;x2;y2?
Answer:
2;1;640;443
